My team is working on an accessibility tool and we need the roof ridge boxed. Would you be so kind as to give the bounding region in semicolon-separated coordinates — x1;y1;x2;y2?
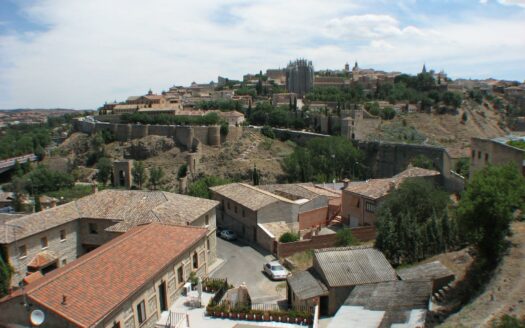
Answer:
239;183;297;204
25;224;151;294
314;245;375;253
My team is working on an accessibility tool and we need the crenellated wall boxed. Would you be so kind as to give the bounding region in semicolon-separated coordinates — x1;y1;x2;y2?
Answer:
73;118;223;149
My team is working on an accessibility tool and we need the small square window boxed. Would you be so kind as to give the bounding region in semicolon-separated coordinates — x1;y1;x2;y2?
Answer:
89;223;98;234
177;266;184;284
478;151;481;159
19;245;27;258
41;237;48;249
136;300;146;324
485;153;489;162
60;229;66;241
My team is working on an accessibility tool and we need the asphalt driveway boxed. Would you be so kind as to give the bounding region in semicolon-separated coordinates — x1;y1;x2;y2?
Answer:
211;237;286;303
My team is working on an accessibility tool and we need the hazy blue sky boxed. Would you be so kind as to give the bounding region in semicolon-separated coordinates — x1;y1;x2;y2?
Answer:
0;0;524;109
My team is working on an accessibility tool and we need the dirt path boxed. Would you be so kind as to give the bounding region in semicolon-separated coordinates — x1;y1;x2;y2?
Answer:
439;221;525;327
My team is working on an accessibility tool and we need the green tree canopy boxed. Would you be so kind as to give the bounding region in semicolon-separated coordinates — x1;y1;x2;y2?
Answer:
132;161;147;189
96;157;112;186
457;164;525;261
188;175;231;199
149;166;165;190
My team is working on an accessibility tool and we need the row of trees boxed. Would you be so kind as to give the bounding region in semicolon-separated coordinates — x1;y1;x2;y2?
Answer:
246;102;309;130
0;125;50;160
121;112;221;126
95;159;165;190
375;164;525;266
283;136;363;182
196;99;243;111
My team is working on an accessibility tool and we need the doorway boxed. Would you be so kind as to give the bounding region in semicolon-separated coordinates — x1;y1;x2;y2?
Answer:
158;281;168;312
320;296;329;316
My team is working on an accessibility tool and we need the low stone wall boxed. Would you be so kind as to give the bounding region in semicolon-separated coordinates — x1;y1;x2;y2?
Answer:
275;226;376;258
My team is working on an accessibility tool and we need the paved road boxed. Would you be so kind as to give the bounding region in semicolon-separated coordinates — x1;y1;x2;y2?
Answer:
211;237;286;303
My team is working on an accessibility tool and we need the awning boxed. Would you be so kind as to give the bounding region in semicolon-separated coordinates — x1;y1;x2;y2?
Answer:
27;251;58;270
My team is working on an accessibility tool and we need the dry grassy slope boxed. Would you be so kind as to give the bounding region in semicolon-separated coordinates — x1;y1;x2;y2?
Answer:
439;222;525;327
59;130;295;190
380;99;508;157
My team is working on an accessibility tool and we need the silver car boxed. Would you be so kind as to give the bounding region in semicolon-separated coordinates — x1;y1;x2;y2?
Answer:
263;261;289;280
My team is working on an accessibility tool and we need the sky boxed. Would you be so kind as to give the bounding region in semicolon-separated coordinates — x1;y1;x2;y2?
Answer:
0;0;524;109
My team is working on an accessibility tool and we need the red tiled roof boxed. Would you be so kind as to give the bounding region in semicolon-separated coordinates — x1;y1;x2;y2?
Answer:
27;251;58;269
23;271;43;285
18;223;207;327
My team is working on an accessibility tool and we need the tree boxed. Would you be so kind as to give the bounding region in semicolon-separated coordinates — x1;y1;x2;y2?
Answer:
96;157;112;186
177;164;188;179
149;167;165;190
188;175;230;199
335;228;359;247
457;164;525;261
34;196;42;212
375;179;455;264
0;256;13;297
409;155;434;169
132;161;147;189
252;164;260;185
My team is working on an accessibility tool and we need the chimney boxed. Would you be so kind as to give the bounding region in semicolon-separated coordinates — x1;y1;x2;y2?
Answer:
62;295;67;305
342;178;350;189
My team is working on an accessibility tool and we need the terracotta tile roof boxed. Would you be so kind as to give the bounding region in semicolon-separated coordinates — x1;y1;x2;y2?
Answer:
23;271;43;285
314;246;397;287
210;183;295;211
393;166;440;179
18;223;207;328
345;166;440;200
344;178;399;200
27;251;58;269
0;190;218;243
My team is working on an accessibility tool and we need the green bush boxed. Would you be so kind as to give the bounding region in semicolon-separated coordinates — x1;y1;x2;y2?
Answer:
261;126;275;139
279;232;299;243
335;228;359;247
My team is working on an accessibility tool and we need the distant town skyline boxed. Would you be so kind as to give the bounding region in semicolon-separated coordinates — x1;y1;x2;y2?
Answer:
1;0;524;109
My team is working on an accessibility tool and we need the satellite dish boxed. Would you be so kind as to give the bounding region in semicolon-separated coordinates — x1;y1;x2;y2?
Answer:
30;309;45;326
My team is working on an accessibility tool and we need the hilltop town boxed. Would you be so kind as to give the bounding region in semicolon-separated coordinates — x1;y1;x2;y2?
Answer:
0;59;524;328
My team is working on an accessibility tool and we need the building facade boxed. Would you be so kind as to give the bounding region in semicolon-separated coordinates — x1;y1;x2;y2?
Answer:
286;59;314;98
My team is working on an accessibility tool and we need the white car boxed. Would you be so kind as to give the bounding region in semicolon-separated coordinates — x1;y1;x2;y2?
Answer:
263;261;289;280
219;229;237;241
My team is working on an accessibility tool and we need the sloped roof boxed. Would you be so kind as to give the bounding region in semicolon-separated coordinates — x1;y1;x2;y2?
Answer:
345;166;440;200
397;261;455;282
27;251;58;269
314;246;397;287
343;280;432;328
210;183;295;211
287;269;328;300
9;223;207;328
0;190;219;243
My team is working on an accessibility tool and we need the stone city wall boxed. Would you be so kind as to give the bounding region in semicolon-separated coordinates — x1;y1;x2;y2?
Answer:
73;118;223;149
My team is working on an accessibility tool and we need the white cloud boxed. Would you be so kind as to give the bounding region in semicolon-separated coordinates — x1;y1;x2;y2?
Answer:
0;0;524;109
498;0;525;7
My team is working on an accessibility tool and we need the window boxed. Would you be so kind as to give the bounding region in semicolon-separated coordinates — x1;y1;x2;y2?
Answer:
112;322;121;328
177;266;184;284
60;229;66;241
136;300;146;324
206;238;210;251
234;205;237;214
19;245;27;258
227;201;230;210
205;215;209;225
485;153;489;162
41;236;48;249
89;223;98;234
471;149;476;159
365;201;376;213
193;252;198;269
478;151;481;159
242;209;245;217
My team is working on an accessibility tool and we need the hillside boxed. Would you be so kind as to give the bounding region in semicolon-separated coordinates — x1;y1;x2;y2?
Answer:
438;221;525;327
371;98;509;157
52;129;295;190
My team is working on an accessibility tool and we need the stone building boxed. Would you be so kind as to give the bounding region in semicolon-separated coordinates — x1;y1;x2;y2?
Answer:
470;136;525;177
0;223;209;328
113;159;133;189
286;59;314;98
0;189;219;288
341;166;440;227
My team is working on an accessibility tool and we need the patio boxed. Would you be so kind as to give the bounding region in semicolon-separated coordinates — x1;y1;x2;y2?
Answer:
156;291;308;328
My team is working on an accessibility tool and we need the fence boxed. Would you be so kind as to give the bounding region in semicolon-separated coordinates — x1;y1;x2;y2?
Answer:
276;226;376;258
164;311;187;328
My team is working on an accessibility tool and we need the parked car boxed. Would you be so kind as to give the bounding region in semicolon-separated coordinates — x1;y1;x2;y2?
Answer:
219;229;237;241
263;261;289;280
216;226;223;236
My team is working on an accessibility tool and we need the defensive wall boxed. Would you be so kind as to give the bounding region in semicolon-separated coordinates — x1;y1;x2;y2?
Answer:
246;126;465;192
73;118;242;149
